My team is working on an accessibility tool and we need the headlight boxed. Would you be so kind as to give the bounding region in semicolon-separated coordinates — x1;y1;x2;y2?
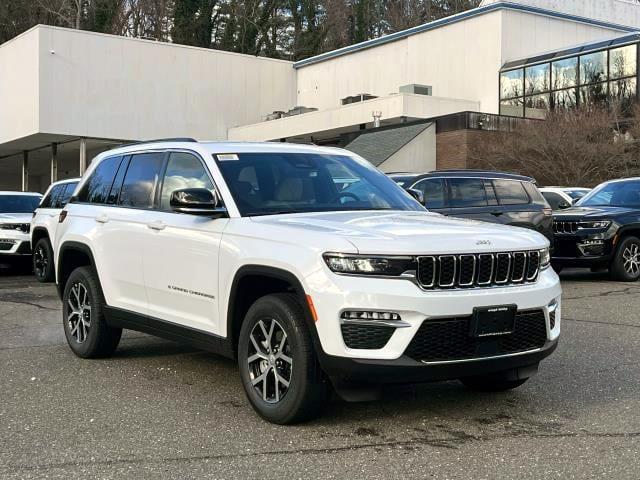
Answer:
323;253;413;276
0;223;29;233
540;248;551;270
579;220;611;229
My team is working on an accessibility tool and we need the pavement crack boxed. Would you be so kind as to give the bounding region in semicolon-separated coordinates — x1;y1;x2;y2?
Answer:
563;317;640;329
0;299;57;311
4;430;640;473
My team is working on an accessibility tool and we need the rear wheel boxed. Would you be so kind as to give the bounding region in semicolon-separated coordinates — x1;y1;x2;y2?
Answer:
610;236;640;282
237;293;328;424
33;238;55;283
62;266;122;358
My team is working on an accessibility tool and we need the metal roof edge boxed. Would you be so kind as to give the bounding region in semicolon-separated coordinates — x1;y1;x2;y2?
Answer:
293;1;636;69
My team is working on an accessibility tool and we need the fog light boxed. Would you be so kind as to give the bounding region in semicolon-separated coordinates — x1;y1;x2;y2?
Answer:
341;311;401;321
340;310;409;328
578;239;605;256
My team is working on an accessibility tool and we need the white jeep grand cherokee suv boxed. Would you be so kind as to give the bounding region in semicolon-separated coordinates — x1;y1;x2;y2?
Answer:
54;140;561;424
0;191;42;260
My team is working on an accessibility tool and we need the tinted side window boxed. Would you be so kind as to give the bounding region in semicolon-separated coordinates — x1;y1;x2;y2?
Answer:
58;182;78;207
414;178;446;209
543;192;565;210
524;182;548;205
448;178;488;208
160;152;214;210
118;153;165;209
493;180;530;205
40;185;62;209
77;156;122;204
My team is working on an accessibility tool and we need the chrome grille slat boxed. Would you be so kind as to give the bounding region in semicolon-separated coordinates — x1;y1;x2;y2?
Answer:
553;220;578;234
417;251;540;290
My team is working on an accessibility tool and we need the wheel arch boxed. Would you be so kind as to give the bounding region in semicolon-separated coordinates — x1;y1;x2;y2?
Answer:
56;241;100;300
226;265;320;358
31;227;51;247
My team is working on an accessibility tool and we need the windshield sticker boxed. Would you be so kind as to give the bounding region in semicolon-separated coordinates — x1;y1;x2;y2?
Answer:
217;154;239;161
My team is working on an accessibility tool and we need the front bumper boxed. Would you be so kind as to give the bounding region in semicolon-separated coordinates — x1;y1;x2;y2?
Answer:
552;232;615;267
0;231;32;256
319;339;558;384
305;267;561;382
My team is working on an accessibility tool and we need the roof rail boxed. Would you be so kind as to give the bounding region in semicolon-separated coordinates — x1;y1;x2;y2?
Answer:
117;137;198;148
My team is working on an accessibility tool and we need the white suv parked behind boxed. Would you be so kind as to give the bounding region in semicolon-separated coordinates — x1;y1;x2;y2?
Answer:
31;178;80;282
0;191;42;260
54;140;562;424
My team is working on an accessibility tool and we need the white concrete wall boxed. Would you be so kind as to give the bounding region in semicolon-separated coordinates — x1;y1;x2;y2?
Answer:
482;0;640;29
500;10;629;64
378;124;436;173
295;9;626;117
36;26;297;142
0;30;40;146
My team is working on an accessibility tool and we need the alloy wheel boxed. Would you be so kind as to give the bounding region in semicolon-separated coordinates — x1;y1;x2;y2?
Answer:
67;282;91;343
247;318;293;403
622;243;640;277
34;245;48;279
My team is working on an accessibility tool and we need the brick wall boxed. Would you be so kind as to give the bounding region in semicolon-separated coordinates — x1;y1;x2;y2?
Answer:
436;129;500;170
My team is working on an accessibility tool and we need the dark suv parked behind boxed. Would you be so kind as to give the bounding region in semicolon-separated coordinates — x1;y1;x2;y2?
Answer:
390;170;553;242
552;178;640;281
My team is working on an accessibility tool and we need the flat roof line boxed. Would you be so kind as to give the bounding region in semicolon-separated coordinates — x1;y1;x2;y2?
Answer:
293;1;636;69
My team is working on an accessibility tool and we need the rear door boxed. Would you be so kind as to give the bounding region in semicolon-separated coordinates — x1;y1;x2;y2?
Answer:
142;151;228;334
445;177;500;223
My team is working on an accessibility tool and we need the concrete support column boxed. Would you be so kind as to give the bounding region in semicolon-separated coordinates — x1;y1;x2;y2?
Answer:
79;137;87;175
21;151;29;192
51;143;58;183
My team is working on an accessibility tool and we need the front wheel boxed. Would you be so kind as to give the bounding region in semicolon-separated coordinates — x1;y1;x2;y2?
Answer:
33;238;55;283
237;293;329;424
610;236;640;282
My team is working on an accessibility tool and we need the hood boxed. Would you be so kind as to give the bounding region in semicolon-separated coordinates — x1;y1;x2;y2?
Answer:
0;213;33;223
554;206;639;220
250;211;548;255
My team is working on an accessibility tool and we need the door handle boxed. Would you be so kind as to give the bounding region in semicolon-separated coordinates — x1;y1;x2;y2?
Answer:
95;214;109;224
490;211;504;217
147;220;166;231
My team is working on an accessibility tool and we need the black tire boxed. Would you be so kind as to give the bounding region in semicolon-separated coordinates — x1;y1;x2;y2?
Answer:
551;263;563;274
610;236;640;282
33;237;55;283
460;375;528;392
237;293;329;424
62;266;122;358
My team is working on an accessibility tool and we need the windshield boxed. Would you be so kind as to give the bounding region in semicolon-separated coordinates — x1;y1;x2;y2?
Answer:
0;195;42;214
577;180;640;208
214;152;424;216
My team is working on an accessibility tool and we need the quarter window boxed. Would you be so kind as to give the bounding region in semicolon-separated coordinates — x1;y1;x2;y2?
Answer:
448;178;488;208
57;182;78;208
160;152;214;210
77;156;122;204
40;185;62;209
118;153;165;209
493;180;530;205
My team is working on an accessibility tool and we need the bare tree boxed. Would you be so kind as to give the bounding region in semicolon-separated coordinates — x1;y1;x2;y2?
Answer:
470;106;640;187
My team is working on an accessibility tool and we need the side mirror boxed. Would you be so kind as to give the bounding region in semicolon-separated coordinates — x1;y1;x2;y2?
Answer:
170;188;227;217
558;201;571;210
405;188;425;205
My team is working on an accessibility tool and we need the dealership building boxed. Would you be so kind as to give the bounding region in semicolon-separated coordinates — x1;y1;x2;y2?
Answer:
1;0;640;192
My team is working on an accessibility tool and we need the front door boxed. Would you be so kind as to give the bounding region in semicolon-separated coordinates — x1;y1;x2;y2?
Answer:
142;151;229;334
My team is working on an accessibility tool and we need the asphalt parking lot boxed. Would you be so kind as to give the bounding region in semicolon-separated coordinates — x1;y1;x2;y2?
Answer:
0;267;638;479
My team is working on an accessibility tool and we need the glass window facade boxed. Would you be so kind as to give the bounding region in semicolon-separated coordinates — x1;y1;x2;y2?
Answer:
499;41;638;119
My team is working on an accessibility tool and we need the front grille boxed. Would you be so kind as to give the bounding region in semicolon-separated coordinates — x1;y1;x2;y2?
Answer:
416;251;540;289
404;310;547;363
0;241;14;251
341;324;395;349
553;220;578;234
